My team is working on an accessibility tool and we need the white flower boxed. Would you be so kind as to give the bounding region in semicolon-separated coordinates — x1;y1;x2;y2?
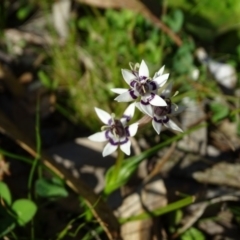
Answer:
88;103;138;157
111;60;169;116
136;83;185;134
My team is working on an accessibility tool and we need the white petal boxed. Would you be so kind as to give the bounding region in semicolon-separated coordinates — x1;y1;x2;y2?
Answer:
95;108;111;124
128;123;138;137
102;143;118;157
157;65;165;76
120;140;131;155
111;88;128;94
154;73;169;87
114;90;138;102
139;60;149;77
153;65;165;79
140;103;153;116
88;131;107;142
123;103;135;118
149;95;167;106
135;102;142;112
152;120;162;134
165;119;183;132
161;82;173;98
121;69;135;85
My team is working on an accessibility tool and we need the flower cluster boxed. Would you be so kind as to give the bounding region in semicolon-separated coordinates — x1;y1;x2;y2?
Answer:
89;60;184;157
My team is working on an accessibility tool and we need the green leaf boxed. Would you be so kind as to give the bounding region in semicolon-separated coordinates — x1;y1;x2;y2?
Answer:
17;5;33;20
38;71;57;89
210;102;229;123
168;209;183;233
0;206;16;238
163;9;184;33
0;181;12;205
180;227;205;240
35;178;68;198
120;196;195;224
12;199;37;226
104;155;144;195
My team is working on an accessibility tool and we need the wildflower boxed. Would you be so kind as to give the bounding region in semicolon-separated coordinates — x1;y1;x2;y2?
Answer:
111;60;169;116
88;103;138;157
136;83;184;134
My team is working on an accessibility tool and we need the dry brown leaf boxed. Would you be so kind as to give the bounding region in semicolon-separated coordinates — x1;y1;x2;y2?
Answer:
193;162;240;189
0;63;25;98
115;177;167;240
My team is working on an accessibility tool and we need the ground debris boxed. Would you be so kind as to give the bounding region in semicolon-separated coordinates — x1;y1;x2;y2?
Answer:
193;162;240;189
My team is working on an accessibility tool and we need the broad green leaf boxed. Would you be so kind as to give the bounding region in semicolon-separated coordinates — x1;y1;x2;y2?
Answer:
163;9;184;33
17;5;32;20
210;102;229;123
0;181;12;205
35;178;68;198
173;42;195;74
104;155;145;195
51;177;65;186
180;227;205;240
12;199;37;226
168;209;183;233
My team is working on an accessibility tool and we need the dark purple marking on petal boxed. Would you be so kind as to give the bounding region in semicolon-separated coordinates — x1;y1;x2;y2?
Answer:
109;138;118;146
149;81;157;91
108;118;113;126
162;117;169;123
139;76;147;83
105;130;111;140
140;93;155;105
140;99;150;106
105;130;119;146
119;137;129;145
107;134;129;146
125;126;130;137
153;116;169;124
129;89;138;99
122;114;131;122
130;80;138;88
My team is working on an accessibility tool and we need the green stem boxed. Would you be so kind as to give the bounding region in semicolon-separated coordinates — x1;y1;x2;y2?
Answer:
113;148;124;181
0;148;32;164
27;98;41;240
28;98;41;199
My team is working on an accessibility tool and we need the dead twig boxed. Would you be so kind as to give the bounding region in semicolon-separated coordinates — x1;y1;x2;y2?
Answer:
144;142;176;184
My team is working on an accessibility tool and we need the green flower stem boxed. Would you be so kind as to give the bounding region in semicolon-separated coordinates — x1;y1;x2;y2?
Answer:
113;148;124;181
